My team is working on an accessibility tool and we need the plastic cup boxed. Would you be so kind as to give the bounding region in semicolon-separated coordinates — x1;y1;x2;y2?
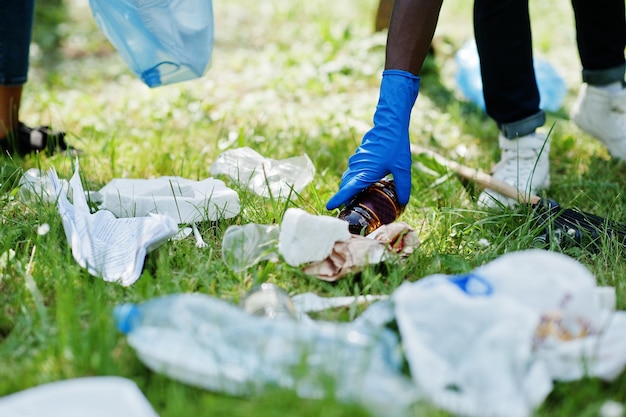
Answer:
240;283;297;320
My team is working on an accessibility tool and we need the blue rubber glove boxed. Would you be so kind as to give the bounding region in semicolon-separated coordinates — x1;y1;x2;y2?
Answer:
326;70;420;210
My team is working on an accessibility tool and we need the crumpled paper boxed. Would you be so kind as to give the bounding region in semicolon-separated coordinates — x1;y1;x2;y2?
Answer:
49;161;178;286
278;208;352;267
210;147;315;199
301;221;420;281
391;249;626;417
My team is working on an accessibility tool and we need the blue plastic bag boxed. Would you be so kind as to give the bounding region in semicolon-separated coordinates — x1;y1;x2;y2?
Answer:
89;0;214;88
455;39;567;112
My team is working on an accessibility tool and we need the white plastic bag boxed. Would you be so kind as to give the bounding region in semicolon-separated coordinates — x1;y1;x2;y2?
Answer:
392;249;626;417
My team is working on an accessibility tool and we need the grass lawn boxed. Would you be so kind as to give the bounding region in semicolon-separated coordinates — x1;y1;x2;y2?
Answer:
1;0;625;415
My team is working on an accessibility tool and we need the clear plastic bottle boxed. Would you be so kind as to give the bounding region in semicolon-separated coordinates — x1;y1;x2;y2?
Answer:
113;293;417;416
338;177;405;236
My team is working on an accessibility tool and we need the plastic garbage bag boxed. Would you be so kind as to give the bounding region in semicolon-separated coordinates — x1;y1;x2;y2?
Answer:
0;377;159;417
455;39;567;112
89;0;214;87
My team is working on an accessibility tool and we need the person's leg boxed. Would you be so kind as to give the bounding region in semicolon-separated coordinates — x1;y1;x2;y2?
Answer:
474;0;545;137
0;0;34;141
0;0;72;156
0;86;22;139
570;0;626;159
473;0;549;208
572;0;625;84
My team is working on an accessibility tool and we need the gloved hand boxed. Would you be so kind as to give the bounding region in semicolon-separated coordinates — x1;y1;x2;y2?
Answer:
326;69;420;210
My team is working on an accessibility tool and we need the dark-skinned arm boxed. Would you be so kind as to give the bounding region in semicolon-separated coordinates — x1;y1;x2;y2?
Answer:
326;0;444;210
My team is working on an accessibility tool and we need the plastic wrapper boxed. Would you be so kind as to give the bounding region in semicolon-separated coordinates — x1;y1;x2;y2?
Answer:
210;147;315;199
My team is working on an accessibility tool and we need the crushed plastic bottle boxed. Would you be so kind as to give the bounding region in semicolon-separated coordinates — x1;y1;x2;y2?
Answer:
89;0;214;87
114;293;418;417
338;177;405;236
455;39;567;112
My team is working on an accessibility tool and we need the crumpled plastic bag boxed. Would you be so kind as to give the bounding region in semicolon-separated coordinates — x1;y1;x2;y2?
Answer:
210;147;315;199
390;249;626;417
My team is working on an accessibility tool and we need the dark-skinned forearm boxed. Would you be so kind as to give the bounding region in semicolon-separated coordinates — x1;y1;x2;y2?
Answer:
385;0;444;75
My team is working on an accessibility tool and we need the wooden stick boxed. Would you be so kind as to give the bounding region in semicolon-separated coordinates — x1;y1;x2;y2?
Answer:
410;144;541;205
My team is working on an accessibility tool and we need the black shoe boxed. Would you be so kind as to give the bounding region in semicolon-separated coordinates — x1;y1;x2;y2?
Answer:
1;123;79;157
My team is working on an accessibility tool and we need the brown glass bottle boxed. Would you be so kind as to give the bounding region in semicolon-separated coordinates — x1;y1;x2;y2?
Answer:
338;177;405;236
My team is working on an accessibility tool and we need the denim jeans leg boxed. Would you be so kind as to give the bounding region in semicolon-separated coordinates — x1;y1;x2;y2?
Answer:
499;110;546;139
0;0;35;85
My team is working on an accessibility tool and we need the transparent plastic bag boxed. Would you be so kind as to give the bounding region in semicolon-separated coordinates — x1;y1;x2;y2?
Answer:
210;147;316;199
89;0;214;87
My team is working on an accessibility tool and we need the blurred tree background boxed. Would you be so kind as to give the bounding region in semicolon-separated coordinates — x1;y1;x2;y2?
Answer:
33;0;68;54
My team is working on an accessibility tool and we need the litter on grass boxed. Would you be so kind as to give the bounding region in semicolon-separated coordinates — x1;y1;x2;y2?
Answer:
0;377;159;417
210;147;315;199
18;168;69;204
117;249;626;417
221;207;420;280
48;161;179;286
97;176;240;224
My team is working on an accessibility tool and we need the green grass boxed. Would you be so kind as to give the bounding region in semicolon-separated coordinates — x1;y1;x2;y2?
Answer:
2;0;626;415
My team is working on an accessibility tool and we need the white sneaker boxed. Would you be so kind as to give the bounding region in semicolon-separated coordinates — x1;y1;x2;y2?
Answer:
571;83;626;160
478;132;550;208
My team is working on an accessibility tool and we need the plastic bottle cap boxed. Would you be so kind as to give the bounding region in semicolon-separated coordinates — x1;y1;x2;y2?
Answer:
113;304;141;334
141;68;162;88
